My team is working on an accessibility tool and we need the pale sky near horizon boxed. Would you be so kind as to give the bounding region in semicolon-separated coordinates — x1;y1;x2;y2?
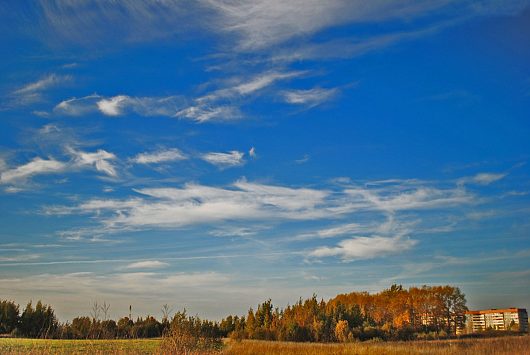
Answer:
1;1;530;321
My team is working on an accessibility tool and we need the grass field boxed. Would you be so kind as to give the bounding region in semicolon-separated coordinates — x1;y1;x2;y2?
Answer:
0;335;529;354
224;336;530;355
0;338;161;354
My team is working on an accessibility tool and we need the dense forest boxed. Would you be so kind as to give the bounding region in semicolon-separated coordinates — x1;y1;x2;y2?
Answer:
0;285;469;342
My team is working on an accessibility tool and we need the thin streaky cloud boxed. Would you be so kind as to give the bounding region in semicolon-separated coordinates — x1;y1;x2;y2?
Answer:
0;157;67;184
472;172;507;185
132;148;187;164
175;105;241;122
0;251;305;267
456;172;508;186
68;148;118;177
46;178;474;238
0;147;119;187
14;74;72;95
310;235;417;261
124;260;169;270
54;94;101;116
283;87;339;107
207;0;456;50
201;150;245;168
55;94;185;118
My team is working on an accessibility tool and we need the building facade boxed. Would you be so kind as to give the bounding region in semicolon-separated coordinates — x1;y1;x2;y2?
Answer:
465;308;528;333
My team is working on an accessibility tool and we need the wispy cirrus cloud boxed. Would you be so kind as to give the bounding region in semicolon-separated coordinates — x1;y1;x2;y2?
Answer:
282;87;339;107
54;94;101;116
53;71;302;122
207;0;455;51
175;105;241;122
46;178;474;241
0;148;119;188
175;71;303;122
54;94;185;117
68;148;118;177
204;71;303;99
7;74;72;107
47;180;331;231
344;185;472;212
124;260;169;270
309;235;417;261
14;74;71;95
0;157;67;184
132;148;187;164
201;151;245;168
456;172;508;186
470;172;507;185
13;0;525;52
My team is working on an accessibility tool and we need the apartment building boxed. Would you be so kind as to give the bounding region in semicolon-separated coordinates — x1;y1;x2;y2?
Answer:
465;308;528;333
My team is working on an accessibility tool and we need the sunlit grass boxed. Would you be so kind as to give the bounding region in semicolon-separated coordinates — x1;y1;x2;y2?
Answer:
223;336;530;355
0;335;529;354
0;338;161;354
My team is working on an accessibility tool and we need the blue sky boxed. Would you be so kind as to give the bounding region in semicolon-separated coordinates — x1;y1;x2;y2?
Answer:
1;1;530;321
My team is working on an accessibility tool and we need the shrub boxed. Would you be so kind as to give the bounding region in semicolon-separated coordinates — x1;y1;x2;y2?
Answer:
159;311;222;354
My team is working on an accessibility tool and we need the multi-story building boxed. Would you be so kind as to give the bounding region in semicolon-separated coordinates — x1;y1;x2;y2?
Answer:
465;308;528;333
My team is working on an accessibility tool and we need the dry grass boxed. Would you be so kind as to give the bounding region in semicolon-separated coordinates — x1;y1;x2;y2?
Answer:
224;335;530;355
0;338;161;354
1;335;528;354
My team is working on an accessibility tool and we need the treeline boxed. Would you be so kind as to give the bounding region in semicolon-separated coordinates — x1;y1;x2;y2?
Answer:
0;300;215;340
0;284;468;342
222;284;468;342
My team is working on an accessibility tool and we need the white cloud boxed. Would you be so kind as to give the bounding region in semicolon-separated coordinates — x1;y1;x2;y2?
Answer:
202;71;303;101
456;172;507;186
14;74;71;95
175;105;241;122
47;178;475;237
207;0;459;50
0;158;67;184
283;87;339;107
8;73;72;107
0;148;120;188
293;214;412;242
68;148;118;177
97;95;129;116
50;180;331;231
174;71;302;122
201;151;245;168
345;185;472;212
310;235;417;261
313;223;363;238
209;226;261;237
4;186;24;193
124;260;169;270
132;148;187;164
28;0;528;52
54;95;101;116
471;172;507;185
295;154;310;164
249;147;256;158
231;71;302;96
55;95;185;117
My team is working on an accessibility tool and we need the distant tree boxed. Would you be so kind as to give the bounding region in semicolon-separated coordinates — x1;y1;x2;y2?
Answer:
0;300;19;334
117;317;134;338
18;301;58;338
101;302;110;321
334;319;350;342
100;319;118;339
90;301;100;322
70;317;91;339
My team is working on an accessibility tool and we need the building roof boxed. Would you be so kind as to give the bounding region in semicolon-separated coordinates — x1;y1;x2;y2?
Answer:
465;308;527;315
